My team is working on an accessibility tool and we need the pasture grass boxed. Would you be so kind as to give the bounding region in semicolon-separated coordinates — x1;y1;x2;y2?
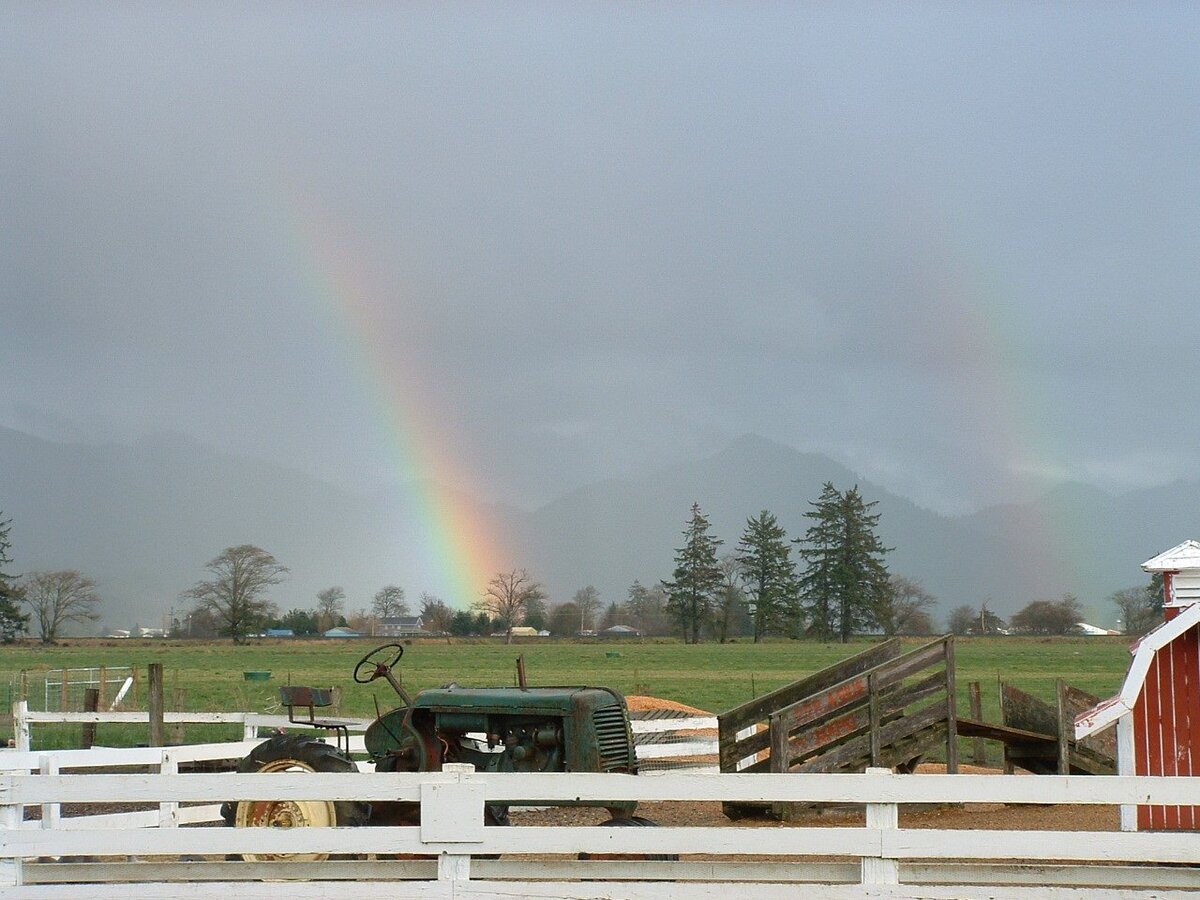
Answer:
0;635;1134;753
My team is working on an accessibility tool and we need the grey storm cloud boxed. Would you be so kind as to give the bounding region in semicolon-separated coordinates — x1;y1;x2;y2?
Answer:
4;3;1200;514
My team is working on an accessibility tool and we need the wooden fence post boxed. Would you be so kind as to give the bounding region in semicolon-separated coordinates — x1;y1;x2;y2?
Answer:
81;688;99;749
944;638;958;774
1055;677;1070;776
97;666;107;709
868;671;881;767
148;664;164;748
59;669;70;712
861;767;898;885
171;688;186;745
13;700;29;752
968;681;985;766
768;712;793;820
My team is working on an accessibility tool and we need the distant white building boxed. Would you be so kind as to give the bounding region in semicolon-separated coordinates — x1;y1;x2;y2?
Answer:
377;616;427;637
1076;622;1121;636
600;624;641;638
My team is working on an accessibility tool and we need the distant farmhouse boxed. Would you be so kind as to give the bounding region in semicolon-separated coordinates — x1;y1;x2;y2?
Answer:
600;625;641;638
377;616;427;638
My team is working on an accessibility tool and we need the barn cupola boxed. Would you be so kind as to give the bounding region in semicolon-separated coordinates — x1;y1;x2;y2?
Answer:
1141;539;1200;620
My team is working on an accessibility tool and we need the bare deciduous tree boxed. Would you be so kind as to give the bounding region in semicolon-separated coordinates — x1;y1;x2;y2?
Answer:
877;575;938;635
713;554;747;643
315;586;346;631
1010;594;1082;635
1110;584;1161;635
183;545;287;643
572;585;601;634
419;593;454;634
21;570;102;643
372;584;408;619
946;604;976;636
476;569;546;644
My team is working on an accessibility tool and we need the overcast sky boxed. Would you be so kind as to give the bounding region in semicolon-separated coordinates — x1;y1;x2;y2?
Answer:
4;3;1199;516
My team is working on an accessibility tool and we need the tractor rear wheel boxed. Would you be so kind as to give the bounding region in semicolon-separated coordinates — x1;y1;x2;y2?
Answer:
221;734;369;862
580;815;677;862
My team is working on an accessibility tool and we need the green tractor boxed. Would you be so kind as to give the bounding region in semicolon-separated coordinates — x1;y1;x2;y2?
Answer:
223;643;646;851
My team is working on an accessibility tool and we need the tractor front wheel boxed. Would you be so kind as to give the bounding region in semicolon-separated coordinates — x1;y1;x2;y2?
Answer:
221;734;370;862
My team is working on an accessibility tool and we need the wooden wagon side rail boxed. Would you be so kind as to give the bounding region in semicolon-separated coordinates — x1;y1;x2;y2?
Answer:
718;638;956;780
717;638;908;772
769;636;956;775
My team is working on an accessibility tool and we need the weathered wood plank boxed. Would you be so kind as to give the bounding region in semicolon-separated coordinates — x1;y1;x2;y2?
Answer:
772;675;870;735
874;638;950;690
795;701;947;774
717;639;905;753
1001;683;1058;736
944;638;957;774
880;672;946;718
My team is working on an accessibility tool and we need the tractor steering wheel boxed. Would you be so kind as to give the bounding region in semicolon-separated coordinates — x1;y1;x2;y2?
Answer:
353;643;404;684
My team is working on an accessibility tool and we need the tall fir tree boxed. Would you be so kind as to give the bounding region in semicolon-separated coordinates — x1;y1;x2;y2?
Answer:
736;510;799;642
796;483;891;642
836;487;892;642
796;482;843;641
0;512;28;643
662;502;724;644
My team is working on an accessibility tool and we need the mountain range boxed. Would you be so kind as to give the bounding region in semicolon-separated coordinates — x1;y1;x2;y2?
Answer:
1;426;1190;632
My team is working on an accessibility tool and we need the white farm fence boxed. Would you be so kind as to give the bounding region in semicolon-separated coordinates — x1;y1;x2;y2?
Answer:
1;766;1198;898
9;701;720;767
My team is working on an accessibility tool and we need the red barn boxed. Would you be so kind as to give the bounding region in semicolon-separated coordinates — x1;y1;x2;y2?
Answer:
1076;540;1200;831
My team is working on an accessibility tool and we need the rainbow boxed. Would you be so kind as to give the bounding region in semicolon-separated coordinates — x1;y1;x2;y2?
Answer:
280;194;505;607
912;222;1091;595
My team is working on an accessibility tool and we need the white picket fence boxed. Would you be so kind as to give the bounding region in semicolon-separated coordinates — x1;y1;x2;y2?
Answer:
1;765;1199;898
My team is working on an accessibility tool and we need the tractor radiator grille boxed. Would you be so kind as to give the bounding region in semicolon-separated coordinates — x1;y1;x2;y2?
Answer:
593;706;634;772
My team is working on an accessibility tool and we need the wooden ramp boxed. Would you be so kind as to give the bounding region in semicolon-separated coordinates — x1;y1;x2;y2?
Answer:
717;636;958;819
985;681;1116;775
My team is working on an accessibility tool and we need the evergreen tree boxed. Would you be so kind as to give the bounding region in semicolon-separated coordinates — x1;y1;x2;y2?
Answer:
736;509;799;642
834;487;891;641
662;502;723;644
0;513;28;643
796;483;891;642
796;483;843;641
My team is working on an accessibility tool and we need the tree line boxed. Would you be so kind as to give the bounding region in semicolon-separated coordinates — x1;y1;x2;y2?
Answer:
0;498;1171;644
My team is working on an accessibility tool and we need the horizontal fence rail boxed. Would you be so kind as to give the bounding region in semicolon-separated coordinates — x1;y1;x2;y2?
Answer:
1;767;1199;898
9;701;716;761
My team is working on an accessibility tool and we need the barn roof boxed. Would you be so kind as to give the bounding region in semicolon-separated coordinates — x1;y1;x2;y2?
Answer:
1142;539;1200;573
1074;600;1200;739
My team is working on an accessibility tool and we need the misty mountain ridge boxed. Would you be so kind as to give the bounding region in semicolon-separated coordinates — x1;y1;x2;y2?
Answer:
0;425;1185;632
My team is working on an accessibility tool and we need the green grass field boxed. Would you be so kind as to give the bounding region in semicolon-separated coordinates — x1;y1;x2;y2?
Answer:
1;635;1134;753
